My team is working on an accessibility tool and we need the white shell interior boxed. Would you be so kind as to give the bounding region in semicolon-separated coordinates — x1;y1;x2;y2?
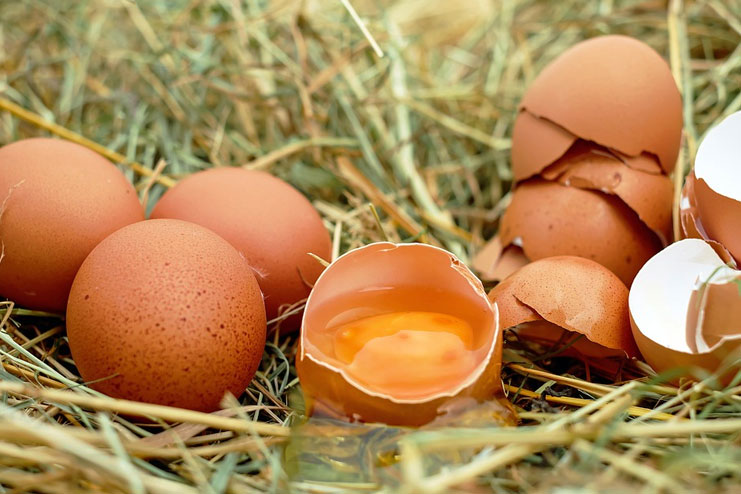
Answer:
629;239;738;352
694;111;741;202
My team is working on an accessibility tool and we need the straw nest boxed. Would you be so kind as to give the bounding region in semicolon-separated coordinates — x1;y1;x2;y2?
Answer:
0;1;740;493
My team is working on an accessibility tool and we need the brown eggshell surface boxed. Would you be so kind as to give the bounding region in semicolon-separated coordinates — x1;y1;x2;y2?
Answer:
541;143;673;244
488;256;638;357
692;177;741;264
499;179;661;286
0;138;144;311
511;110;576;181
151;167;332;325
66;219;267;412
520;35;682;174
297;242;501;426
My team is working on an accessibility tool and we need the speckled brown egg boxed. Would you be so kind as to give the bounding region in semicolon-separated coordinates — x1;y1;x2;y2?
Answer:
66;219;267;412
150;168;331;326
0;138;144;311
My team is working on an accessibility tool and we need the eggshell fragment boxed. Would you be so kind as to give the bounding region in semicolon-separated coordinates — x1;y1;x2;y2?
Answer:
511;110;576;181
151;168;332;324
541;143;673;244
629;239;741;382
0;138;144;311
520;35;682;174
679;172;736;265
498;179;661;286
472;236;530;282
489;256;638;358
297;242;501;426
67;219;267;412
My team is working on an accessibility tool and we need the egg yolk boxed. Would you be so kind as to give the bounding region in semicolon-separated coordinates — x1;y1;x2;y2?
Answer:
331;311;479;399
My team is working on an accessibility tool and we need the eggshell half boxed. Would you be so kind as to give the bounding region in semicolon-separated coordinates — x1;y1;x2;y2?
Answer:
499;179;661;286
0;138;144;311
67;219;267;412
541;143;673;245
151;168;332;325
488;256;638;358
520;35;682;174
629;239;741;382
297;242;501;426
511;110;576;182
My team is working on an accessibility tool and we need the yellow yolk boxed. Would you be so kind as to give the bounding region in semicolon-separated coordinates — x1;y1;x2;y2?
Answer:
332;311;479;398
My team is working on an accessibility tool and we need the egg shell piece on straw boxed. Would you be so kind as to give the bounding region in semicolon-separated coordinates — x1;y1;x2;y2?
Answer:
488;256;639;358
297;242;502;426
629;238;741;382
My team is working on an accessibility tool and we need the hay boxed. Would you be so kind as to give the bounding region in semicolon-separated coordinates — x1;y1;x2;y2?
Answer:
1;0;740;492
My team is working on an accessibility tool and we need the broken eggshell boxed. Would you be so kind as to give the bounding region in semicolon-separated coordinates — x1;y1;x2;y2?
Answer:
488;256;639;359
520;35;682;174
680;111;741;265
296;242;502;426
541;143;673;245
496;179;661;286
629;239;741;382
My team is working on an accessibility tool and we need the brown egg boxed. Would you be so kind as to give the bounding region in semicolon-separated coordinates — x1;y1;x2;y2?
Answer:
151;168;331;326
488;256;638;358
520;35;682;174
629;239;741;384
0;138;144;311
66;219;267;411
297;242;501;426
498;179;661;286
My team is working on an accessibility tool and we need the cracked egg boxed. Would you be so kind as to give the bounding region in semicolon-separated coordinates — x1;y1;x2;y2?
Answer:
475;35;680;286
296;242;502;426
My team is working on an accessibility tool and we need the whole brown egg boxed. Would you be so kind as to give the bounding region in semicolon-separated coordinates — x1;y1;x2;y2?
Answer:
66;219;267;412
151;168;332;326
0;138;144;311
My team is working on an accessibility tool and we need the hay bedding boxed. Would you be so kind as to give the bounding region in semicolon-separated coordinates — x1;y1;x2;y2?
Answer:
0;1;740;493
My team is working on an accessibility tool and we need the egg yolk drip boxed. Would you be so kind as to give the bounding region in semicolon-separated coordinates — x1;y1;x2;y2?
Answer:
330;311;479;399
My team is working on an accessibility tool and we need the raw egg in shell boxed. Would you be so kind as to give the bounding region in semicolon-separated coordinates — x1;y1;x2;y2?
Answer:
296;242;502;426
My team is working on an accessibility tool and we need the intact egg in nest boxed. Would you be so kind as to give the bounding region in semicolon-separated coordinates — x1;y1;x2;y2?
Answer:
66;219;267;412
0;138;144;311
474;35;680;286
488;256;639;362
296;243;503;426
629;239;741;384
151;168;332;327
681;111;741;265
